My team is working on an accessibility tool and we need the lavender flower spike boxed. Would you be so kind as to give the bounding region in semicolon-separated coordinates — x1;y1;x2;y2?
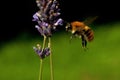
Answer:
33;0;63;37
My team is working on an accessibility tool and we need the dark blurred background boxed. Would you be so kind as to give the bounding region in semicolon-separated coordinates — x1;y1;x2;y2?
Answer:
1;0;120;42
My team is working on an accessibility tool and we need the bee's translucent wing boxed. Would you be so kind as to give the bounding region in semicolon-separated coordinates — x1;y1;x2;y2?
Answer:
83;16;98;25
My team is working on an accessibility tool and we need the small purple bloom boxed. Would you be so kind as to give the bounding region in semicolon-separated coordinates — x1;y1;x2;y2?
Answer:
44;47;50;56
33;45;51;59
35;25;44;36
54;18;63;26
33;46;42;56
42;22;49;27
50;0;58;10
32;12;40;21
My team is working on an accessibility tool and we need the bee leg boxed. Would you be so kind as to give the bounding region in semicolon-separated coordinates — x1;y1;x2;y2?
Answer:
84;40;87;48
82;39;87;48
81;35;87;50
82;40;88;51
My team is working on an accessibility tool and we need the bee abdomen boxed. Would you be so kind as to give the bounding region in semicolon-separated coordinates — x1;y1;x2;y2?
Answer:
84;28;94;42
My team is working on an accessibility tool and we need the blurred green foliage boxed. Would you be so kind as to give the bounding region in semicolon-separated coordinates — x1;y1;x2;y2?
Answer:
0;22;120;80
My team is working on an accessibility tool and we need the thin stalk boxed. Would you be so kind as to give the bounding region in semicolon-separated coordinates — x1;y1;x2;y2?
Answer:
39;59;43;80
48;37;54;80
39;35;47;80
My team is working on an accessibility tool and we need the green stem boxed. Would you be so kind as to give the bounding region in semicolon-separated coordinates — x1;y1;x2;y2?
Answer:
39;59;43;80
42;35;47;50
48;37;54;80
39;35;47;80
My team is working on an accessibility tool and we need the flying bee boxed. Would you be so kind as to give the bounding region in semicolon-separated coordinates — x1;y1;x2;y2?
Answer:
66;16;98;48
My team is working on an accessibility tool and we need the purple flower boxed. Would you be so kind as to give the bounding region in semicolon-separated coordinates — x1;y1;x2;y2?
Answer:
33;46;42;56
44;47;50;56
54;18;63;26
35;23;52;37
32;13;39;21
33;0;63;37
33;45;50;59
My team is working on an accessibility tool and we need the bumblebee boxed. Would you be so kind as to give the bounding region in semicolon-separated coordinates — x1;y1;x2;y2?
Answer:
66;16;98;48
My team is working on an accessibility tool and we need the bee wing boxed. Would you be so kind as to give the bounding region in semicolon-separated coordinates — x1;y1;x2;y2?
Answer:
83;16;98;25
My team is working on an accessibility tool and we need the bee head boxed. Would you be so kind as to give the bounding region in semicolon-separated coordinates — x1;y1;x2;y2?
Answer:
65;23;72;32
